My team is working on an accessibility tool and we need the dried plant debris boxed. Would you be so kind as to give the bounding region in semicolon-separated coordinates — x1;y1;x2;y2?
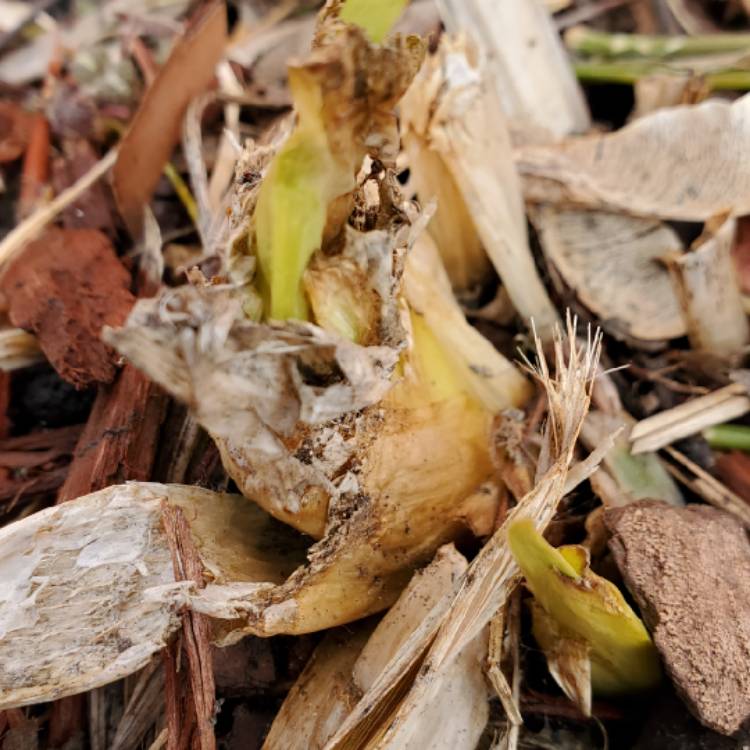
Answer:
630;383;750;455
517;93;750;221
0;482;308;709
265;544;486;750
106;0;532;641
113;1;228;237
399;34;558;333
532;208;686;342
438;0;590;141
0;227;135;388
664;215;750;357
0;328;43;371
607;501;750;735
325;319;605;749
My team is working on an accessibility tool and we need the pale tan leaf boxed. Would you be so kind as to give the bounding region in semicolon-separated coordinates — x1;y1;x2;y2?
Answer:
533;207;686;342
400;36;558;335
665;215;750;356
517;94;750;221
437;0;589;141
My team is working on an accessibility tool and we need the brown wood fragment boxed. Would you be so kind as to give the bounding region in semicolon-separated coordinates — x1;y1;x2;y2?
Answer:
714;451;750;502
48;693;85;748
0;101;31;163
0;424;81;451
162;503;217;750
17;112;50;220
58;365;167;502
51;139;117;233
0;227;136;388
112;1;227;237
0;423;82;469
607;500;750;735
0;464;68;506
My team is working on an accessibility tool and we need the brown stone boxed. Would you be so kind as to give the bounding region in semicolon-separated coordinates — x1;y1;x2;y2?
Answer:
0;227;135;388
606;500;750;735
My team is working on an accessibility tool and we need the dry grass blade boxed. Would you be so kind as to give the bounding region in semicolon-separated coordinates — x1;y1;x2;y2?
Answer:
662;447;750;527
324;315;604;749
486;595;523;729
0;328;43;370
630;383;750;455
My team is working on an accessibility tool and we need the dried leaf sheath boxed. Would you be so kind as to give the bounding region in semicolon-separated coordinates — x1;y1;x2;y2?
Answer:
325;317;604;749
399;36;558;334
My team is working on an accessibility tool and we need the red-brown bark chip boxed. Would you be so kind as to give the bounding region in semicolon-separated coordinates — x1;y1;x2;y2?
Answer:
0;101;31;163
606;500;750;736
0;227;135;388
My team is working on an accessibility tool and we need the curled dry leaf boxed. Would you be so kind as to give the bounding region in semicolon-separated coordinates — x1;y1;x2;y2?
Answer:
399;34;558;334
106;275;506;635
112;0;228;237
517;94;750;221
532;207;686;342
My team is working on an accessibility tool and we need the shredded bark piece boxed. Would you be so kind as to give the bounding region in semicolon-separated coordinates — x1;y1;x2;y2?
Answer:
0;101;30;163
58;365;167;501
606;500;750;735
162;502;217;750
51;139;116;234
0;227;135;388
714;452;750;502
112;1;227;237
